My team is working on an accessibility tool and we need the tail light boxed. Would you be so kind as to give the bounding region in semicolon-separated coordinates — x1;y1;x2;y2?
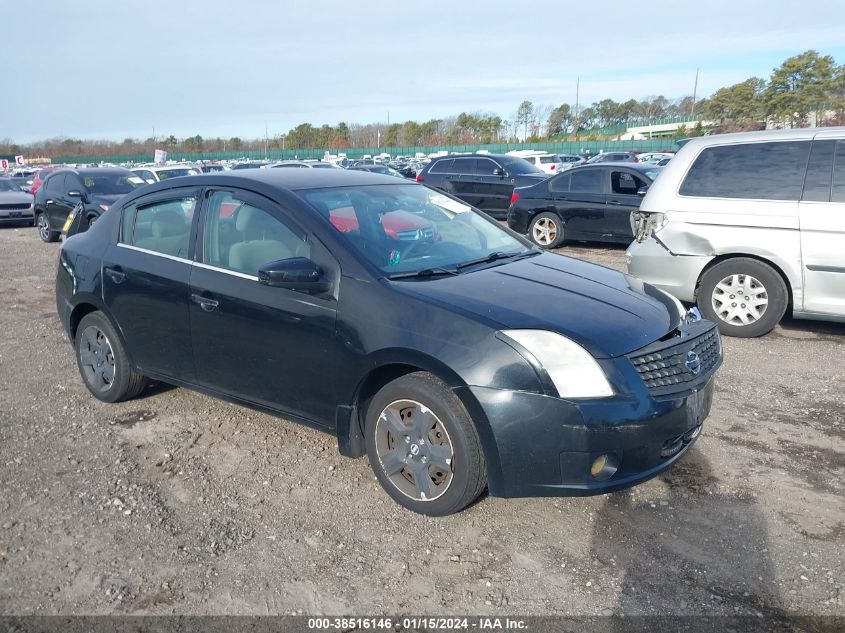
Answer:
416;174;422;182
550;164;556;170
510;192;520;205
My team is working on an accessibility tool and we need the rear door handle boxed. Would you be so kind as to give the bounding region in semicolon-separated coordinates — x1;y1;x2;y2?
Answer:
608;200;624;205
104;266;126;284
191;293;219;312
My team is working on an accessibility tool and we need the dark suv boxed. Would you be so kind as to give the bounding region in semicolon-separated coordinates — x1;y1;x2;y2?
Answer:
34;168;144;242
417;154;548;218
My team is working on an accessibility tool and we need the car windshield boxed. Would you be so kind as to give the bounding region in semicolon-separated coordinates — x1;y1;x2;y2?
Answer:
0;180;20;192
84;174;145;195
157;168;197;179
498;156;544;175
641;167;662;180
300;184;534;276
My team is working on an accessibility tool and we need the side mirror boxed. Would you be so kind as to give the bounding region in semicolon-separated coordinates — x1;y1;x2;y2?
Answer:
258;257;331;293
493;168;506;177
637;185;649;196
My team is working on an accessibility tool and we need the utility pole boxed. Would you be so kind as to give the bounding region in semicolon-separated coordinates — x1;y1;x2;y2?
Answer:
573;76;580;141
264;120;269;160
691;68;699;116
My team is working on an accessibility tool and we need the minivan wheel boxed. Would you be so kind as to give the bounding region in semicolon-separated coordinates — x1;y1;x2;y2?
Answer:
529;212;564;248
364;372;486;516
697;258;787;338
75;312;148;403
36;212;58;243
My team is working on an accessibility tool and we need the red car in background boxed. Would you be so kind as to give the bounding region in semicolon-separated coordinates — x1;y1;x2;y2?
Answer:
30;166;61;194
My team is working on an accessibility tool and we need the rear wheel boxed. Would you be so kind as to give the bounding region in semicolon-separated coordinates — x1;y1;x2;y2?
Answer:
529;212;564;249
75;312;148;402
36;212;59;243
364;372;486;516
697;258;787;337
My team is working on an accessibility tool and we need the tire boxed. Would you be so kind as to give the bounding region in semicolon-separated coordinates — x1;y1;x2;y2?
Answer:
36;212;59;243
697;258;788;338
75;312;148;403
528;212;564;249
364;372;486;516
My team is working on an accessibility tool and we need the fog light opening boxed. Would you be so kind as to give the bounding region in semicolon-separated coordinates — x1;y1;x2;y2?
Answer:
590;454;619;481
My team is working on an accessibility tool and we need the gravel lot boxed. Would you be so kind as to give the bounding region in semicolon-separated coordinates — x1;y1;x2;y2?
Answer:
0;225;842;618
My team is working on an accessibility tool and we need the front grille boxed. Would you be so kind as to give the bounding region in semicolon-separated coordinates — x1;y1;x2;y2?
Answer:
0;203;31;211
628;322;722;396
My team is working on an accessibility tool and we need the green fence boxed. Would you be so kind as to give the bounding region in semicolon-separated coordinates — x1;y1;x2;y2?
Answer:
52;139;679;165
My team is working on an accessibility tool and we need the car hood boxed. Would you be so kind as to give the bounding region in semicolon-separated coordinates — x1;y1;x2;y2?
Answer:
394;252;681;358
0;191;34;204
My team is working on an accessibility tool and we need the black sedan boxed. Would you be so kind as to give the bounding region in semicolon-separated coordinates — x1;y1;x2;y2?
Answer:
507;163;662;248
56;169;721;515
34;167;144;242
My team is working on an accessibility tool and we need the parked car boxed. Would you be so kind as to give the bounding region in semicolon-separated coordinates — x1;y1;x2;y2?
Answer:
131;165;200;183
230;162;271;170
627;127;845;337
349;164;405;178
34;168;144;242
417;153;548;219
508;163;662;248
558;154;588;170
0;178;35;226
637;152;675;165
509;153;568;175
56;168;721;515
271;160;340;169
29;166;61;194
588;151;641;164
9;176;35;192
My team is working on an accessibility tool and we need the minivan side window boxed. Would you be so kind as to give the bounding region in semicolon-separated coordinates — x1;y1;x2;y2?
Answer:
679;141;811;200
832;141;845;203
802;140;835;202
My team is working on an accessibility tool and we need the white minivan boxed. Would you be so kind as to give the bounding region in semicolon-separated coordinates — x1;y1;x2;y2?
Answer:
627;127;845;337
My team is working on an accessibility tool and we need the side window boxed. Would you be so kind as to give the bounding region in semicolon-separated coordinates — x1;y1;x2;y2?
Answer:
123;196;196;258
680;141;811;200
831;141;845;203
475;159;498;175
430;159;454;174
46;174;65;193
203;191;310;276
452;158;475;175
611;171;644;195
550;174;571;192
570;169;604;193
802;140;835;202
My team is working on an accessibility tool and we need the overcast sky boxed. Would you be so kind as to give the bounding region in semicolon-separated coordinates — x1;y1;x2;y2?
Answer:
5;0;845;144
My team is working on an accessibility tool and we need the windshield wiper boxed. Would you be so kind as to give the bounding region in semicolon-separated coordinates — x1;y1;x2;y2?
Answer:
455;250;538;270
387;266;459;280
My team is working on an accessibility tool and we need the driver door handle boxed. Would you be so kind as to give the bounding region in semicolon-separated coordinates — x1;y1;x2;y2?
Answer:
104;266;126;284
191;293;219;312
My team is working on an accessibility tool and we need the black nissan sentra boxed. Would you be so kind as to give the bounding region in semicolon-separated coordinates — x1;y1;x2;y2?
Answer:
56;169;722;515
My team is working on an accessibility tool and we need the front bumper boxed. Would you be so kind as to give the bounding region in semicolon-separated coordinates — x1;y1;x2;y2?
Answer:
459;375;715;498
626;236;713;303
0;207;34;222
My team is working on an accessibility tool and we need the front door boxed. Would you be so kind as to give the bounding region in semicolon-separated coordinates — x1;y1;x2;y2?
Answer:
189;189;339;425
605;169;647;242
46;174;77;229
102;188;200;379
798;139;845;316
554;168;606;240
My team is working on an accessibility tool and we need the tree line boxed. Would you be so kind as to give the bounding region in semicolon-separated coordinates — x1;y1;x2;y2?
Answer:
3;50;844;159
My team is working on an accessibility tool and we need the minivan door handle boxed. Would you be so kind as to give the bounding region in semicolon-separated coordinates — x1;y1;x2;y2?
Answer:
191;293;219;312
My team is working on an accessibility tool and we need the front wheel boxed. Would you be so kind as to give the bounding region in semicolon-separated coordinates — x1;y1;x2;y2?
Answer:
529;212;564;248
36;212;59;243
75;312;148;402
697;258;788;337
364;372;486;516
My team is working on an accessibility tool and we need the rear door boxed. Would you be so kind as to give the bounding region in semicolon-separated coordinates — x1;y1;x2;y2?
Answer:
102;187;200;380
605;169;648;242
553;169;606;239
798;137;845;316
475;157;514;215
447;158;478;206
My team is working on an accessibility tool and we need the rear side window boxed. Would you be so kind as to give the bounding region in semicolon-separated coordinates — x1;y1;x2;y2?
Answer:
802;140;835;202
539;156;555;164
121;196;196;259
832;141;845;203
570;169;603;193
680;141;811;200
429;159;455;174
550;174;571;192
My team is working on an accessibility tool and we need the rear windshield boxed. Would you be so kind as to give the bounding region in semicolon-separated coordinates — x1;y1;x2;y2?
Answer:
157;168;198;179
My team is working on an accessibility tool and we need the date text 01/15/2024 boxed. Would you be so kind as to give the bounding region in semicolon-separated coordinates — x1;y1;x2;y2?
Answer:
307;617;528;630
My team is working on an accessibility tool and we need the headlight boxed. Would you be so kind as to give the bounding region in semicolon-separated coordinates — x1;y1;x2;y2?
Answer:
499;329;614;399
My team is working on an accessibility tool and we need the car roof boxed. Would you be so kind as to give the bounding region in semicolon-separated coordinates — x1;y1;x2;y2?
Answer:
570;162;662;174
48;167;134;176
678;126;845;151
127;166;407;194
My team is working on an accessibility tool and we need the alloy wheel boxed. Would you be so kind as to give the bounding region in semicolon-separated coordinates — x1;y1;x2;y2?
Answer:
78;325;116;393
711;273;768;326
532;217;558;246
37;214;50;241
374;399;455;501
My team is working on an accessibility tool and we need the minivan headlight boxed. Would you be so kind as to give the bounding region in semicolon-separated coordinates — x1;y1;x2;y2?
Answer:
499;330;614;398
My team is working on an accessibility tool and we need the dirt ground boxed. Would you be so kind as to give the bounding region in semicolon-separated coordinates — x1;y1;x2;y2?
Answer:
0;225;842;618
